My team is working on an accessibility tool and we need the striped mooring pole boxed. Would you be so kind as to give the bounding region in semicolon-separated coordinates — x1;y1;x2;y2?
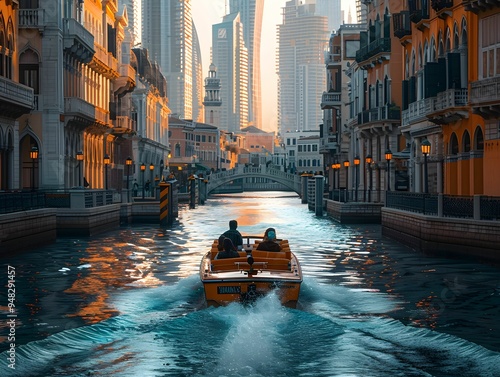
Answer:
160;182;170;226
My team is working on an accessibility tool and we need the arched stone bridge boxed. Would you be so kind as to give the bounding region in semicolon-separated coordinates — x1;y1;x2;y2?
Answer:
206;165;302;195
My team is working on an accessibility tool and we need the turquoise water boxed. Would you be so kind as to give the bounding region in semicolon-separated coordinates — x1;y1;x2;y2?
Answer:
1;192;499;376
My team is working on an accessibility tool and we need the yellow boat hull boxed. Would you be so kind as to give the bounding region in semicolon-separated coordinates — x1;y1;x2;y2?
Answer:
200;239;302;307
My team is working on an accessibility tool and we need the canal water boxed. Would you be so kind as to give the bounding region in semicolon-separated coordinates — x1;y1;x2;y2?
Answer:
1;191;499;377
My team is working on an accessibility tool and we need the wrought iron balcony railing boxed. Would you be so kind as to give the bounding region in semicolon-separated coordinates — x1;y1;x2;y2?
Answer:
355;38;391;64
393;11;411;39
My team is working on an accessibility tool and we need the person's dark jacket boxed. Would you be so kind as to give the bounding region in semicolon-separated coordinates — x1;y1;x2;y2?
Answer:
215;238;240;259
256;240;281;252
223;229;243;248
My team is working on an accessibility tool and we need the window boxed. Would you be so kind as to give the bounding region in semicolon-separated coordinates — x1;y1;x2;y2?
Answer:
480;13;500;78
345;40;359;59
20;49;40;94
312;145;318;152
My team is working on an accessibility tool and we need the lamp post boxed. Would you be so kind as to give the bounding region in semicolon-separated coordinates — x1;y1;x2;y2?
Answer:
140;163;146;199
385;149;392;192
354;155;360;202
149;162;154;196
126;157;133;201
76;151;84;187
103;154;110;190
421;139;431;194
343;160;349;201
365;154;372;202
159;160;164;182
30;146;38;191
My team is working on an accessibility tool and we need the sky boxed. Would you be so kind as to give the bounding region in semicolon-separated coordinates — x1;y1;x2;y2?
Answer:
191;0;357;132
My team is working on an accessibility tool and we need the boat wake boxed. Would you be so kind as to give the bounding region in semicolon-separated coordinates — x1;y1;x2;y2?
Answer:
1;275;499;377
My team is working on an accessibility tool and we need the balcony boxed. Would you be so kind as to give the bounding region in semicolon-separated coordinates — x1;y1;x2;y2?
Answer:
18;9;45;31
325;52;341;67
112;115;136;136
355;38;391;67
427;88;469;124
114;64;136;96
0;77;34;118
431;0;453;18
462;0;500;13
89;44;119;79
470;76;500;118
402;97;435;127
320;91;342;109
64;97;96;128
62;18;94;64
393;11;412;41
409;0;430;29
357;104;401;125
319;135;338;154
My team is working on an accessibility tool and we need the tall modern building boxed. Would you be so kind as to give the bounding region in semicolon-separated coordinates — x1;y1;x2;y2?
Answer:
192;23;204;122
277;0;329;135
229;0;264;130
315;0;342;33
212;13;249;133
142;0;202;120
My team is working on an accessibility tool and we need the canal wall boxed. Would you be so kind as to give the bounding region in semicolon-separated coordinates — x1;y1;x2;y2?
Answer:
325;199;383;224
56;204;121;236
0;209;57;252
382;208;500;262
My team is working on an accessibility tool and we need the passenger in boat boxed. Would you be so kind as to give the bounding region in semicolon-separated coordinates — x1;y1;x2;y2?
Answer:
256;228;282;252
222;220;243;250
215;238;240;259
217;234;226;251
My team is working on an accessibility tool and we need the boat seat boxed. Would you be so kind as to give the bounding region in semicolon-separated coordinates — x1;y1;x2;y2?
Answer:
251;250;291;259
211;257;249;271
252;257;291;270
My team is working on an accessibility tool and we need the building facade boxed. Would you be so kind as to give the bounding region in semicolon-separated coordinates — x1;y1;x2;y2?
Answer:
229;0;264;130
277;0;329;135
0;0;35;191
142;0;202;121
212;12;249;133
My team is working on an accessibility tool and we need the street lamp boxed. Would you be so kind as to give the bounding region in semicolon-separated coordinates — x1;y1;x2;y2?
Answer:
421;139;431;194
354;156;360;202
365;154;373;202
140;163;146;199
30;146;38;191
159;160;164;181
76;151;84;187
126;157;133;201
385;149;392;191
149;162;154;195
103;154;110;190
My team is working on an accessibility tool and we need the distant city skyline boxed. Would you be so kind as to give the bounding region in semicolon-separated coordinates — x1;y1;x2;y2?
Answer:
192;0;357;132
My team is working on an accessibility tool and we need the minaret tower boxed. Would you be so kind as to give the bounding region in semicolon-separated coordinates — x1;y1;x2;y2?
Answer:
203;63;222;126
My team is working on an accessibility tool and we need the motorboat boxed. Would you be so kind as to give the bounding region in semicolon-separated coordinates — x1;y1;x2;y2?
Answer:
200;235;302;307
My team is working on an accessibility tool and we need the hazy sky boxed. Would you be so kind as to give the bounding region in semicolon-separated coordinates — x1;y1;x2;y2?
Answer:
191;0;357;132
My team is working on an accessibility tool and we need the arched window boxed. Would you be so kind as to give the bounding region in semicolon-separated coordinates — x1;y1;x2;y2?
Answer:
449;133;459;155
174;143;181;157
463;130;471;152
445;27;451;53
438;31;444;57
474;126;484;150
19;48;40;94
453;23;459;50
